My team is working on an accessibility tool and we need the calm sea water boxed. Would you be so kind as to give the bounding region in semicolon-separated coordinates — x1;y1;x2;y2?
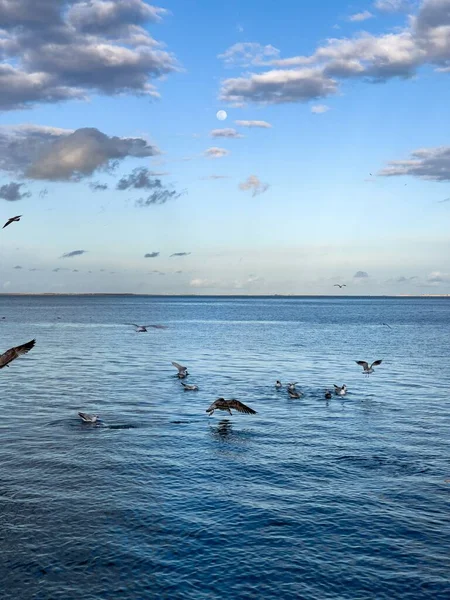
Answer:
0;295;449;599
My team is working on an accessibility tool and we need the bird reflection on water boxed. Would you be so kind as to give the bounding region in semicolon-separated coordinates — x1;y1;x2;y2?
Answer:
210;419;233;440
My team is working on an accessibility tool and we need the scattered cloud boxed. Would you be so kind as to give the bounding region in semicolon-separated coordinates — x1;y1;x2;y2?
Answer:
72;269;79;272
349;11;374;22
239;175;270;196
89;181;108;191
219;0;450;106
0;125;160;181
117;167;164;190
210;128;244;139
311;104;330;113
393;275;419;282
150;270;165;275
0;182;31;201
0;0;178;112
189;278;218;288
427;271;450;283
200;175;230;180
170;252;191;257
374;0;412;12
144;252;160;258
204;147;230;159
53;267;69;272
354;271;369;278
235;120;272;128
39;188;48;198
379;146;450;181
175;270;183;274
60;249;87;258
135;187;184;207
438;197;450;203
218;42;280;67
13;265;22;270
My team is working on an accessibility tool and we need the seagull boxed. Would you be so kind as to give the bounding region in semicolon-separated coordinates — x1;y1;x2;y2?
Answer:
334;284;346;288
181;382;198;391
172;361;189;378
288;389;302;399
325;390;332;399
127;323;168;332
287;382;298;391
356;360;382;375
334;384;347;396
275;380;282;388
78;412;99;423
206;398;257;416
382;323;392;330
0;339;35;369
3;215;22;229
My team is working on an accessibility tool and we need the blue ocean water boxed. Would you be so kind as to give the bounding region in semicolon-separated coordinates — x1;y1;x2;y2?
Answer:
0;295;449;600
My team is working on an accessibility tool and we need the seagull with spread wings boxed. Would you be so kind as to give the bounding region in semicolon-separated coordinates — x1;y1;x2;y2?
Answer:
3;215;22;229
172;361;189;378
356;360;382;375
127;323;168;332
334;284;346;288
206;398;257;416
0;339;35;369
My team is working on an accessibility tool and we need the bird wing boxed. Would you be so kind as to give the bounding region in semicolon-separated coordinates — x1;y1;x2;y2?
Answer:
172;361;187;372
0;339;35;369
206;400;219;412
78;412;90;421
2;219;13;229
126;323;140;328
333;284;340;287
370;360;383;368
227;399;257;414
180;382;187;388
356;361;369;370
333;384;340;390
144;324;168;329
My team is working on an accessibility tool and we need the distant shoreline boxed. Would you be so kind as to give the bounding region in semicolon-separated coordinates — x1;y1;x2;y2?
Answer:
0;293;448;298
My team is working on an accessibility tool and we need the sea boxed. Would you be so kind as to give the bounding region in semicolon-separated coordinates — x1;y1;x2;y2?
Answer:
0;295;449;600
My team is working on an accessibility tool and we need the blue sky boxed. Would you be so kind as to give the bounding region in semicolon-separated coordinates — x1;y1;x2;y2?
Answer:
0;0;449;294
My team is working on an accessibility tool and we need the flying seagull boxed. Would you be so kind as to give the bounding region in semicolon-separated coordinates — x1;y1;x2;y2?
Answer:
206;398;257;416
356;360;382;375
0;339;35;369
127;323;168;332
172;361;189;378
382;323;392;330
334;384;347;396
78;412;99;423
3;215;22;229
334;284;346;288
181;382;198;391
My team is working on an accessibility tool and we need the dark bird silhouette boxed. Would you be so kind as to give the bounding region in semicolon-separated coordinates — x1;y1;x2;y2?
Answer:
288;389;302;399
334;284;346;288
356;360;382;375
206;398;256;416
0;339;35;369
382;323;392;329
325;390;332;399
3;215;22;229
127;323;168;332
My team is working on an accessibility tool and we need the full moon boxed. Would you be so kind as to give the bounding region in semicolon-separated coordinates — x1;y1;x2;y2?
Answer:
216;110;227;121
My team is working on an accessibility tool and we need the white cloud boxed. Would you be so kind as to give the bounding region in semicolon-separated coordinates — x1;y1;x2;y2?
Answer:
349;11;375;21
379;146;450;181
204;147;230;159
218;42;280;67
239;175;270;196
210;128;244;139
235;120;272;128
311;104;330;113
374;0;413;12
427;271;450;283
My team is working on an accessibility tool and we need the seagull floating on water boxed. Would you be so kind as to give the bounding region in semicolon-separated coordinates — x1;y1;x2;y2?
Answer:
334;284;346;288
356;360;382;375
78;412;99;423
206;398;256;416
275;380;282;388
181;382;198;391
288;389;302;399
325;390;332;399
334;384;347;396
287;382;298;391
127;323;168;332
172;361;189;378
0;339;35;369
3;215;22;229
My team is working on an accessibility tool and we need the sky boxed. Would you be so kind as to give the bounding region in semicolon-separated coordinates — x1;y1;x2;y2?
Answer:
0;0;449;295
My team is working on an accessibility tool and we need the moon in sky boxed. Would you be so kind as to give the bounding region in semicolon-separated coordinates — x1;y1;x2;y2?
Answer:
216;110;227;121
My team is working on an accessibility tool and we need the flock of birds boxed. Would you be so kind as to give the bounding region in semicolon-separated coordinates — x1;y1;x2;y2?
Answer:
1;212;384;424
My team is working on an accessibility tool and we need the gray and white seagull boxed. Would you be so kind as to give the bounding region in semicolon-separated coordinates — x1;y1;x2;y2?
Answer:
206;398;256;416
172;361;189;378
0;339;35;369
78;412;99;423
127;323;168;333
356;360;382;375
